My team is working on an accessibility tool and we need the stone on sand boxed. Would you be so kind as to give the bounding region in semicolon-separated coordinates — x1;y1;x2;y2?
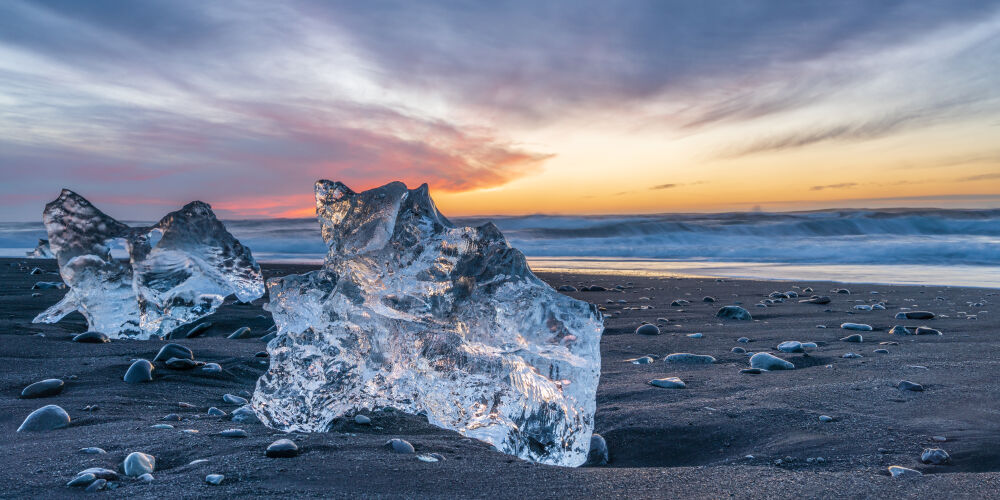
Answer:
227;327;252;339
664;353;716;364
165;357;201;370
635;324;660;335
17;404;70;431
20;378;64;398
801;296;831;304
740;368;764;374
123;452;155;477
232;405;259;423
153;343;193;362
220;428;248;438
915;327;943;336
202;362;222;374
206;474;224;485
777;341;805;353
585;433;608;466
223;393;248;405
67;473;95;487
842;352;863;358
717;306;752;320
898;380;924;392
85;479;107;492
354;414;372;425
208;407;226;416
79;447;106;454
818;415;834;422
840;323;872;332
72;331;110;343
386;438;415;454
79;468;118;480
888;465;922;478
749;352;794;370
185;322;213;338
889;325;912;335
138;473;154;482
266;439;299;458
731;347;746;354
921;448;950;464
124;359;154;383
649;377;686;389
896;311;935;320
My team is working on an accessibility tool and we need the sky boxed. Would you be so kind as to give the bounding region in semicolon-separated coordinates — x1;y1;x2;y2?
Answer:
1;0;999;221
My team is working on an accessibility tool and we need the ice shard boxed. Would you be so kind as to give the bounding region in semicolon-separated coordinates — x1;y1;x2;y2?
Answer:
26;239;52;258
253;181;604;467
33;189;264;339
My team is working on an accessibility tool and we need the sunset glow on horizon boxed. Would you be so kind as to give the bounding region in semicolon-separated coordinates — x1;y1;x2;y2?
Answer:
1;1;998;221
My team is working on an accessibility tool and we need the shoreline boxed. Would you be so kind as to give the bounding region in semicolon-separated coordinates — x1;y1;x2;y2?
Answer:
2;257;999;498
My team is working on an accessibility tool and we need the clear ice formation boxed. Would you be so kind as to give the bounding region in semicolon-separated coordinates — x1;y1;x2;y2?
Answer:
27;239;52;258
33;189;264;339
253;180;604;467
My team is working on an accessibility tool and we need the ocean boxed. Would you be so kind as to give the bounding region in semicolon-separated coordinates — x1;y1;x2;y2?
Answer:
3;208;998;288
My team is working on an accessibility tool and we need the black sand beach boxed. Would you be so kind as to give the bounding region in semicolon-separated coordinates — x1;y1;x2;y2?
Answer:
2;258;999;498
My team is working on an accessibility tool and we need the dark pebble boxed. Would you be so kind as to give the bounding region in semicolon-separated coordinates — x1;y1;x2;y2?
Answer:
227;327;252;339
265;438;299;458
165;357;201;370
585;433;608;465
153;344;193;362
635;324;660;335
72;331;109;343
185;322;213;338
20;378;64;398
124;360;154;383
17;404;70;431
386;438;415;454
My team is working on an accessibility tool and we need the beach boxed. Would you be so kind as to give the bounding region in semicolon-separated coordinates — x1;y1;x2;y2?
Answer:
2;257;998;498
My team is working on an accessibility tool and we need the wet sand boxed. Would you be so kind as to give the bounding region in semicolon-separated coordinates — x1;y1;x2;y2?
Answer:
2;258;999;498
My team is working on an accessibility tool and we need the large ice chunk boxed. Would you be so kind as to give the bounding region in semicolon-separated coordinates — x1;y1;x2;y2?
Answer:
253;181;604;467
33;189;264;339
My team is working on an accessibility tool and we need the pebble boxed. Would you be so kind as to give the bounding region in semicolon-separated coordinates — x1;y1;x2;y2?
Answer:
888;465;922;478
20;378;64;398
254;351;268;357
354;414;372;425
663;353;716;364
206;474;224;485
898;380;924;392
386;438;415;454
138;473;154;482
557;285;577;292
165;357;201;370
686;333;703;339
124;359;154;383
85;479;107;492
670;299;690;306
220;428;248;438
889;325;911;335
227;327;252;339
625;356;654;364
840;334;863;342
840;321;872;331
202;362;223;374
915;327;943;336
67;473;96;487
72;331;111;343
716;306;752;320
223;394;248;405
80;447;106;454
123;452;156;477
649;377;686;389
153;344;193;362
740;368;764;374
79;468;118;480
635;324;660;335
737;337;750;343
749;352;794;370
162;413;182;421
921;448;950;464
32;281;65;289
731;347;746;354
266;439;299;458
260;332;277;342
873;349;889;354
189;459;210;466
931;436;947;442
186;322;213;338
818;415;834;422
208;407;227;416
585;433;609;465
896;311;935;320
801;296;831;304
777;341;805;353
842;352;863;358
232;405;259;423
417;454;443;462
17;404;70;431
30;267;43;275
150;424;174;429
703;296;716;302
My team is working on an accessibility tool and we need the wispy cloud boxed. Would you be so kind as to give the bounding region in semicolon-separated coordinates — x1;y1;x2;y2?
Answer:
810;183;858;191
960;172;1000;182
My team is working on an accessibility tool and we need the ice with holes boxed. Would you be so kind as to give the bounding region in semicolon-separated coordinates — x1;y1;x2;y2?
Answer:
33;189;264;339
253;180;604;466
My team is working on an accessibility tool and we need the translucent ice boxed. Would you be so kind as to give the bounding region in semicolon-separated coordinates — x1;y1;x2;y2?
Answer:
33;189;263;339
27;239;52;258
253;181;603;467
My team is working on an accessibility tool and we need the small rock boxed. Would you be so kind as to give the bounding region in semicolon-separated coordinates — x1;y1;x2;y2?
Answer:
185;322;213;338
915;326;943;336
731;347;746;354
801;296;831;304
85;479;107;492
921;448;950;464
635;324;660;335
260;332;277;342
818;415;834;422
386;438;415;454
717;306;752;320
266;438;299;458
227;327;252;339
206;474;224;485
931;436;947;442
79;447;106;454
898;380;924;392
737;337;750;343
888;465;922;478
208;407;227;416
165;357;201;370
873;349;889;354
123;360;154;383
150;424;174;429
138;473;154;482
223;394;248;405
72;331;110;343
842;352;863;359
624;356;654;364
703;296;716;302
777;341;805;353
153;343;193;362
585;433;608;465
557;285;577;292
220;428;248;438
202;362;222;374
123;452;155;477
888;325;912;335
29;267;43;275
162;413;182;421
20;378;64;398
664;353;716;364
67;473;96;487
79;468;118;480
17;404;70;431
649;377;686;389
354;414;372;425
750;352;794;370
232;405;259;423
896;311;935;320
686;333;703;339
740;368;764;374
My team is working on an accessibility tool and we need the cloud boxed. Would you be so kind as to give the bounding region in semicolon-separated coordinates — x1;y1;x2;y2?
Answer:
960;172;1000;182
810;183;858;191
650;183;677;190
